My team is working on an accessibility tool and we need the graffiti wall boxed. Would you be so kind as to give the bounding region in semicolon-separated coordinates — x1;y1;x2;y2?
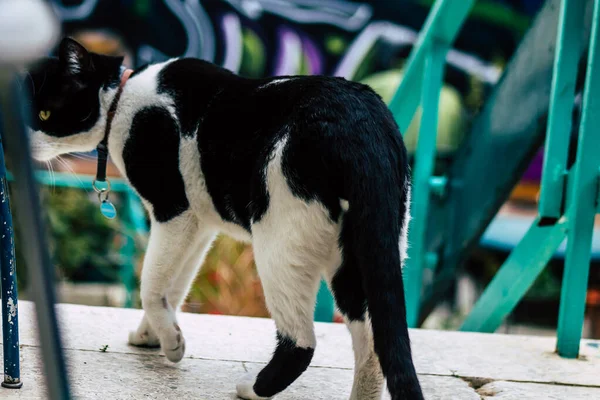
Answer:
49;0;541;106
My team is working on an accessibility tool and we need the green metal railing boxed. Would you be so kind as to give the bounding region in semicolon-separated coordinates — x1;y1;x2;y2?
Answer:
461;0;600;359
388;0;476;328
394;0;598;359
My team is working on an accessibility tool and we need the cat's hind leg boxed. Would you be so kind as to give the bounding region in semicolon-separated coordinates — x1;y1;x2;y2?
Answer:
236;225;327;399
236;187;340;397
325;245;385;400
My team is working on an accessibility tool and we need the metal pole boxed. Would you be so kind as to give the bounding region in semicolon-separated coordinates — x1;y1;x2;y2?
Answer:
0;0;70;397
404;40;449;327
0;72;72;400
0;132;22;389
556;0;600;358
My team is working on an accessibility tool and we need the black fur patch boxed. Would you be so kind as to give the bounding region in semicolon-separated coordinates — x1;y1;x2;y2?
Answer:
331;214;367;322
123;106;189;222
24;55;121;137
253;332;314;398
157;59;235;138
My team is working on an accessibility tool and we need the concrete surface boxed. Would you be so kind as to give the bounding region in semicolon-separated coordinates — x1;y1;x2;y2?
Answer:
1;301;599;399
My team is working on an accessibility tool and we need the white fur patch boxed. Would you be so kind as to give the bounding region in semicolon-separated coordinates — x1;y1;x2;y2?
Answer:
236;373;272;400
251;135;339;349
347;315;384;400
30;127;104;161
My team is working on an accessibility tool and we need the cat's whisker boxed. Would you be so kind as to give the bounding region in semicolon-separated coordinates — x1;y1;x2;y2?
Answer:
68;153;96;161
56;156;88;192
79;110;93;122
51;162;56;193
45;160;55;193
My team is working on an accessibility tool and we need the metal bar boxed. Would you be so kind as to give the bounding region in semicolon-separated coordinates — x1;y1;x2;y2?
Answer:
5;170;132;192
434;0;585;291
429;175;447;198
0;72;71;400
314;280;334;322
538;0;587;219
597;168;600;213
556;0;600;358
388;0;475;131
404;40;448;327
460;219;567;332
0;136;21;389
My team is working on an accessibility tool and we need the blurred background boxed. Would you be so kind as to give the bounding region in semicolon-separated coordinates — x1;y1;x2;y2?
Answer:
8;0;599;339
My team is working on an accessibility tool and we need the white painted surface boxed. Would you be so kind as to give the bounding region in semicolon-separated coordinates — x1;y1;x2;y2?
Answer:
1;301;599;399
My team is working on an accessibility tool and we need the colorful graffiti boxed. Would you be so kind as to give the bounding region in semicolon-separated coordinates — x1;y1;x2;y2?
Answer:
48;0;537;89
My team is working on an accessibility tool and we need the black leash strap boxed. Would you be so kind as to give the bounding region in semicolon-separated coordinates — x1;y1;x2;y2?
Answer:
95;67;130;183
95;141;108;182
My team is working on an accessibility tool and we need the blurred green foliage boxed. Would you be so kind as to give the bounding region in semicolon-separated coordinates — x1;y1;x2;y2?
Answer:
12;184;124;291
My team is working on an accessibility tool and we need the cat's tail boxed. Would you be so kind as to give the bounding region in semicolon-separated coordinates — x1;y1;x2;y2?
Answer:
343;144;424;400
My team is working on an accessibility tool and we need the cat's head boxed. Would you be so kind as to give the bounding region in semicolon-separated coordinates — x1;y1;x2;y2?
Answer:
23;37;123;161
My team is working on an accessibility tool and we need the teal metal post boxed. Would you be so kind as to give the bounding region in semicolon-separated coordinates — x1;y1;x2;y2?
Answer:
597;167;600;213
460;219;568;332
386;0;475;327
388;0;475;130
404;41;448;327
314;280;334;322
462;1;600;359
556;0;600;358
538;0;586;219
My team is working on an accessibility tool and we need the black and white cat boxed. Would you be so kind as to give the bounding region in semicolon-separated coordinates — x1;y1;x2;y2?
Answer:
24;37;423;400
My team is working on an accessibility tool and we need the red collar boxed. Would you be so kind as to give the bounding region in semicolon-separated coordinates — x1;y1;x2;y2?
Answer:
95;68;133;183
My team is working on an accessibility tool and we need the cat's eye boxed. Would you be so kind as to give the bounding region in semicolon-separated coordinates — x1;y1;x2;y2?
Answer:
39;110;51;121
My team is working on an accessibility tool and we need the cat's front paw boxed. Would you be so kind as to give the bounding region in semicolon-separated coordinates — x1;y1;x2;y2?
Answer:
236;373;272;400
161;322;186;362
128;329;160;348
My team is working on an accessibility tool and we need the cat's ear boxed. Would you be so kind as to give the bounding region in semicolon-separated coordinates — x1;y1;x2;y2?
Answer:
58;37;93;76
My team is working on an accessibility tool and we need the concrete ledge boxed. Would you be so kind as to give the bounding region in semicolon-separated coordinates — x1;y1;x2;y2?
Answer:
1;301;599;399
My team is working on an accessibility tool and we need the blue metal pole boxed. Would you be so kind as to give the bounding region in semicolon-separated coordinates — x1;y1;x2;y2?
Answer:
0;133;21;389
0;73;71;400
